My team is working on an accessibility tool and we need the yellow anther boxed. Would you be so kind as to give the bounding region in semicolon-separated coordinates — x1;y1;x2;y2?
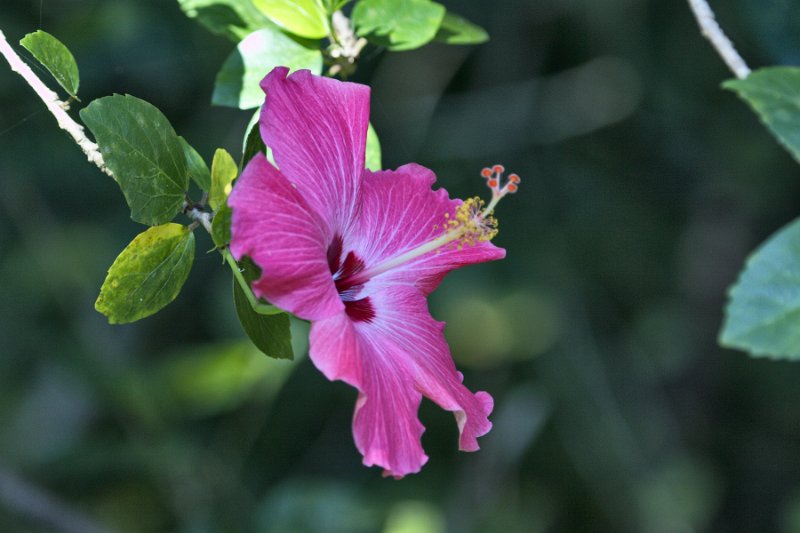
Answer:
445;196;499;246
352;167;517;282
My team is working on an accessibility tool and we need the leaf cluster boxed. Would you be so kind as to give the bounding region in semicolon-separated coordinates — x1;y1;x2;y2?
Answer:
184;0;488;108
16;0;491;361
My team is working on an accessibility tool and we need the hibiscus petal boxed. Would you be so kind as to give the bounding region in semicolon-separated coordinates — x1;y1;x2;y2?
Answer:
310;312;428;478
308;285;492;477
260;67;369;231
366;285;494;452
229;153;344;320
352;164;506;294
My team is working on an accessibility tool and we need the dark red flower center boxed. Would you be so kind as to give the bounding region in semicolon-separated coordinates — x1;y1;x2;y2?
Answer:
328;235;375;322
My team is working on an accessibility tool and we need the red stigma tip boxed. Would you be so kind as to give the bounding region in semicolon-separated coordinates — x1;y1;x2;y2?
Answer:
479;164;521;200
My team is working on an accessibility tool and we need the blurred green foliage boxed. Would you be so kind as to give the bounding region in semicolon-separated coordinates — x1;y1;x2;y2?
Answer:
4;0;800;532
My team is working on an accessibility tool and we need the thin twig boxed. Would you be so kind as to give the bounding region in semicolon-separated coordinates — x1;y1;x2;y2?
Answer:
223;250;284;315
0;29;112;176
687;0;751;79
188;207;213;233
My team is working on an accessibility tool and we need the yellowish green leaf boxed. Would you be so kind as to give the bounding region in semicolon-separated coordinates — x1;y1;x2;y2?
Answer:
365;122;381;171
209;148;237;211
96;223;195;324
252;0;329;39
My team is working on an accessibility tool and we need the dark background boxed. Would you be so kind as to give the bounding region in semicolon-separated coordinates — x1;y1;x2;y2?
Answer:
2;0;800;531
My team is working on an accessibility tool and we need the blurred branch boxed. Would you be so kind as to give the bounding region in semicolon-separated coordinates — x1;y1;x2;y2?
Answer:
0;29;112;176
0;463;114;533
687;0;751;79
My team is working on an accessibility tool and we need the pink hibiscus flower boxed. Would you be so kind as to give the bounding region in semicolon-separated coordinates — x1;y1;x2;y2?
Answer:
229;67;517;478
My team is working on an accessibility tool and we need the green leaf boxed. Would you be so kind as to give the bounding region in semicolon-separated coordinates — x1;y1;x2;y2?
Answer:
96;223;195;324
234;282;293;360
434;12;488;45
252;0;329;39
240;110;277;173
724;67;800;164
211;201;232;248
177;0;275;42
241;110;267;169
720;216;800;359
352;0;446;51
20;30;80;98
179;137;211;191
209;148;238;211
212;27;323;109
233;257;293;359
365;122;381;171
80;95;189;226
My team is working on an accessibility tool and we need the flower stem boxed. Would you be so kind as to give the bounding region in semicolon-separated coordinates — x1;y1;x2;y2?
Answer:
185;207;282;316
223;250;284;315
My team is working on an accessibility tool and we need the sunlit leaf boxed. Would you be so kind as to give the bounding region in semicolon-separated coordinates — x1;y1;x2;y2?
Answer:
724;67;800;164
321;0;352;13
179;136;211;191
80;95;188;225
352;0;446;51
720;216;800;359
234;257;293;360
252;0;329;39
177;0;275;41
365;122;381;171
96;223;195;324
20;30;80;98
212;26;323;109
209;148;237;211
434;11;488;45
